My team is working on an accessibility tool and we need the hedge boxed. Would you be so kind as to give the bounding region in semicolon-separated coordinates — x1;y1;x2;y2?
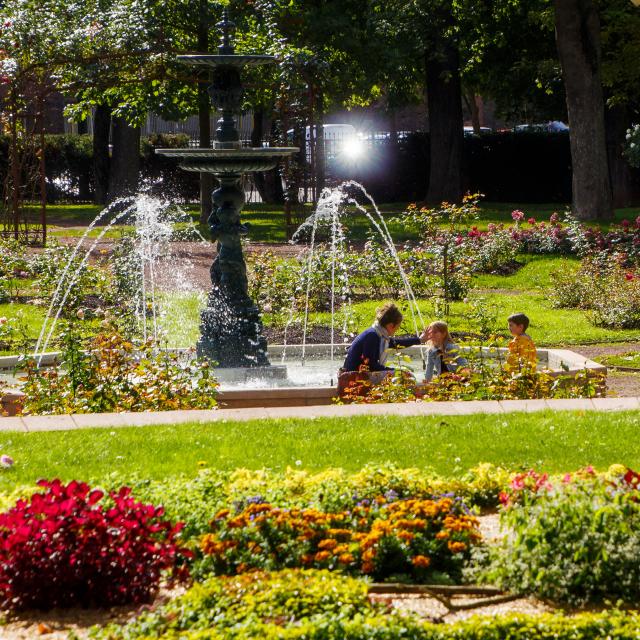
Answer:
0;132;199;204
4;130;639;205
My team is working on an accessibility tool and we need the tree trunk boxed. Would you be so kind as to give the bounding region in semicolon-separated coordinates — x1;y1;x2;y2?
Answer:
108;116;140;202
606;103;639;208
554;0;613;220
251;107;267;201
251;110;285;204
426;43;464;204
92;104;111;205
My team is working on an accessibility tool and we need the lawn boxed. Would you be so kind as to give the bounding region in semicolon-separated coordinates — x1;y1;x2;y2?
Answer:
38;201;640;243
0;411;639;490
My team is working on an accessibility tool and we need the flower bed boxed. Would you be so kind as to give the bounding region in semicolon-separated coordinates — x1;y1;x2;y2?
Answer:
199;496;480;583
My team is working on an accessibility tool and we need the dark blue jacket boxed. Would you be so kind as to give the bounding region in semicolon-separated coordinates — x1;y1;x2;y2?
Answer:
343;327;421;372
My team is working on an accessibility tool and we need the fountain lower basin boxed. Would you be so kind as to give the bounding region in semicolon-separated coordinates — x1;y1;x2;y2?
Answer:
0;345;606;412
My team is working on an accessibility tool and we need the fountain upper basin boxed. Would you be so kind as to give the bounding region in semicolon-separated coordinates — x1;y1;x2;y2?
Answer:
155;147;299;174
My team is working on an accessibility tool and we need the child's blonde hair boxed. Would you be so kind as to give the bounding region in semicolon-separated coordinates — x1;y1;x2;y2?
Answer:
428;320;451;346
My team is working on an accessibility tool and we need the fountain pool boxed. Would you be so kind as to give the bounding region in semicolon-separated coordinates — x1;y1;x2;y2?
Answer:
0;344;606;413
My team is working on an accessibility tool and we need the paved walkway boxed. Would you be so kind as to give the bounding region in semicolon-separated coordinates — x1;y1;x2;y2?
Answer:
1;397;639;432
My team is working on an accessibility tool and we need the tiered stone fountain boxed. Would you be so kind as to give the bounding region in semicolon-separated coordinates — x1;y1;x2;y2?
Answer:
156;11;297;370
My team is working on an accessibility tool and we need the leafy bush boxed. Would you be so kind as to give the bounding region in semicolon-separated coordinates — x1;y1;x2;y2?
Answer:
625;123;640;169
199;494;481;583
340;344;604;403
0;479;189;610
550;256;640;328
20;324;218;414
92;568;640;639
101;464;511;553
92;569;428;639
483;470;640;605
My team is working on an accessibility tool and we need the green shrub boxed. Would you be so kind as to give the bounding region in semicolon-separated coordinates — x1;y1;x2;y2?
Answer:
90;569;414;639
20;325;218;415
483;473;640;605
550;257;640;329
91;569;640;639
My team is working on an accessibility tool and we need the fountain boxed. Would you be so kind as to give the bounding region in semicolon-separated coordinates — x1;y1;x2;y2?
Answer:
155;11;297;371
0;11;609;414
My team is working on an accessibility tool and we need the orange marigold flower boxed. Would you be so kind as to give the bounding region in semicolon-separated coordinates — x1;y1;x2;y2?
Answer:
362;561;375;574
327;528;352;539
436;530;449;540
411;555;431;568
214;509;230;520
448;541;467;553
318;538;338;550
362;549;376;562
237;562;248;573
338;553;355;564
397;531;415;542
334;544;349;554
314;551;331;562
301;554;314;565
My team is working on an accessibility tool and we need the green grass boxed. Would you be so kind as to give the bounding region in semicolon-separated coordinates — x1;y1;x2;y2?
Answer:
0;411;639;490
472;255;578;291
32;202;640;243
596;352;640;369
304;293;640;346
0;303;48;353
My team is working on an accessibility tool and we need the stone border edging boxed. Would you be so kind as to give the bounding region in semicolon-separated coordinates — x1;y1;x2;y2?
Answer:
1;396;638;433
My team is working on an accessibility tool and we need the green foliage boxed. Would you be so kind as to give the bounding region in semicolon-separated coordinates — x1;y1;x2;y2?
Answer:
91;568;640;639
19;324;218;415
550;257;640;329
90;569;425;639
113;463;511;546
483;473;640;605
624;124;640;169
342;343;604;404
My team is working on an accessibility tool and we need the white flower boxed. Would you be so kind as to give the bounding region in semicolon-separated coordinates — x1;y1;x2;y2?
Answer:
0;455;14;468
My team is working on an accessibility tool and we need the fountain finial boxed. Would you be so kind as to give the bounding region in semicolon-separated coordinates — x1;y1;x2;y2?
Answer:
217;8;235;55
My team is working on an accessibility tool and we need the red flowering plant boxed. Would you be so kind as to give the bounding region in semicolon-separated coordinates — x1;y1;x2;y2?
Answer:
498;470;553;508
0;479;191;610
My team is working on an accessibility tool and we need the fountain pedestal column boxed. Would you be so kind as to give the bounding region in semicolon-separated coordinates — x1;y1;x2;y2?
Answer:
197;175;269;367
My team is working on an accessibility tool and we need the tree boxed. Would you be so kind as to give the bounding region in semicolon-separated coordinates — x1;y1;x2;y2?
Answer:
554;0;613;220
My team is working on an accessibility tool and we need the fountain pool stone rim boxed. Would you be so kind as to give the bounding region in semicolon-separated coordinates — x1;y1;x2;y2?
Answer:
0;345;606;412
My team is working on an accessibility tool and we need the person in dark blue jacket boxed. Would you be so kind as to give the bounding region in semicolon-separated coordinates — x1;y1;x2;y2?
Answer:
342;303;429;372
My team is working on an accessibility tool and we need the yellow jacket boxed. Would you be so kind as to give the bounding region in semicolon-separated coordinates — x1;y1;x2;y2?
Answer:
506;334;537;371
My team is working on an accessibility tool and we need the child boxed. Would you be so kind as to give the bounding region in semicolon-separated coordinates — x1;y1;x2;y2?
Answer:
424;321;468;382
505;312;537;371
343;302;428;372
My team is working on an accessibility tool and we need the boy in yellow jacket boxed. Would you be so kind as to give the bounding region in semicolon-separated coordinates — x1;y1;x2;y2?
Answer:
506;313;537;371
